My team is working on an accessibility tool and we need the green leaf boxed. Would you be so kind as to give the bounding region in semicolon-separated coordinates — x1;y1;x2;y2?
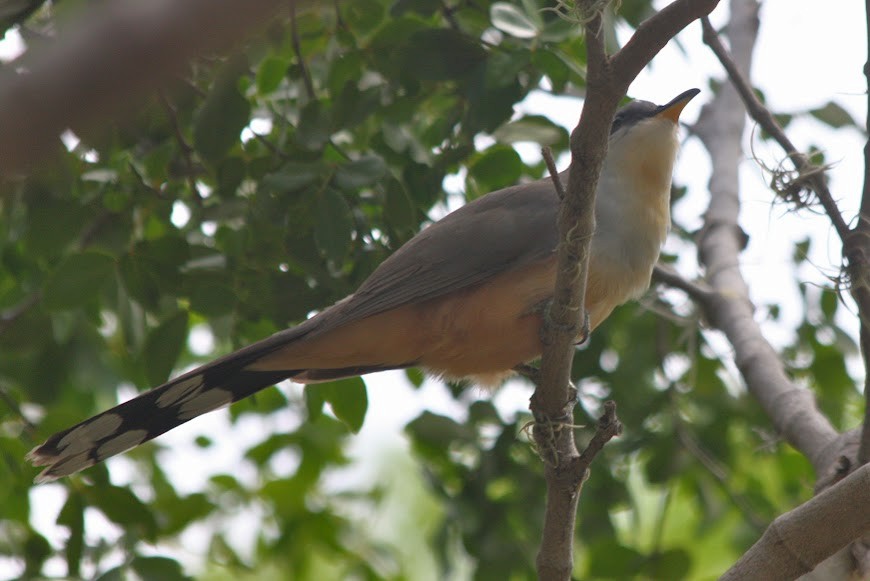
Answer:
86;485;157;538
402;29;487;81
465;74;523;133
793;237;811;264
23;530;51;577
587;540;644;576
333;83;381;129
305;384;326;421
333;155;387;191
493;115;569;148
314;189;354;262
57;493;84;577
404;367;425;388
25;198;89;258
256;56;288;94
306;378;369;432
188;278;237;317
384;178;417;234
94;567;124;581
820;289;839;320
216;156;246;198
810;101;858;129
295;100;332;150
342;0;385;33
485;49;530;89
324;376;368;433
642;549;692;578
119;252;161;309
490;2;539;39
193;68;251;163
467;145;523;196
406;411;473;453
539;15;577;43
246;433;294;466
143;310;189;385
0;309;52;352
43;252;115;310
261;160;324;193
550;48;587;82
157;493;216;535
131;556;189;581
390;0;441;17
531;49;570;91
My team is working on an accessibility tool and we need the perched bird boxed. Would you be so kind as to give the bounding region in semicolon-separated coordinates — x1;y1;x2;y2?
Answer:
28;88;700;482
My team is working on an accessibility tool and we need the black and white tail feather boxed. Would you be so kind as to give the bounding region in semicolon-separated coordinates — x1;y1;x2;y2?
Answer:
26;336;407;483
27;348;290;483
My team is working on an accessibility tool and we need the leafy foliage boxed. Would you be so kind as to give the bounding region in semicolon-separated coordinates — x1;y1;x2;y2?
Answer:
0;0;862;580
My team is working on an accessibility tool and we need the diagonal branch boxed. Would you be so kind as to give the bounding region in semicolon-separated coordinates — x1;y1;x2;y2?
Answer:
702;0;870;476
694;0;837;475
700;17;850;242
652;264;716;305
612;0;722;92
0;0;289;173
722;463;870;580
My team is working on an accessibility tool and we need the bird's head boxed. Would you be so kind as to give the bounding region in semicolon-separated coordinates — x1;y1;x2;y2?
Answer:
604;88;700;196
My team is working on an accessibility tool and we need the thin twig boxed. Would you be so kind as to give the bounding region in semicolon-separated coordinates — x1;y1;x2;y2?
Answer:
542;147;566;200
855;0;870;468
0;293;41;335
652;264;715;305
0;383;38;439
127;160;169;198
440;0;460;30
700;17;850;242
159;90;203;205
576;400;622;466
332;0;345;29
290;2;315;100
673;403;768;531
252;131;289;159
78;210;117;249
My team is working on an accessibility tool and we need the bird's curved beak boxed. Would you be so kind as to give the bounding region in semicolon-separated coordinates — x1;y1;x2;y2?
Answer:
655;88;701;123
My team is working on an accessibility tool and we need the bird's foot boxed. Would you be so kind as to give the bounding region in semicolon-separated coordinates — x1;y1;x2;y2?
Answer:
575;309;591;346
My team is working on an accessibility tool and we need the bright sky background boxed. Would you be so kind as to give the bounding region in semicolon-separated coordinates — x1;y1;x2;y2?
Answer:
6;0;869;578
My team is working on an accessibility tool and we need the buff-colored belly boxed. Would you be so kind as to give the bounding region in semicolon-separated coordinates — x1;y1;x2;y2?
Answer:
247;253;651;386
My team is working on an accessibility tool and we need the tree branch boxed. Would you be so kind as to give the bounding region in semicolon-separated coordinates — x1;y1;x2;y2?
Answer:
531;1;722;578
158;91;203;205
652;264;716;306
291;2;316;101
700;17;850;242
694;0;838;475
612;0;722;91
856;0;870;469
536;401;622;579
722;463;870;580
0;0;289;173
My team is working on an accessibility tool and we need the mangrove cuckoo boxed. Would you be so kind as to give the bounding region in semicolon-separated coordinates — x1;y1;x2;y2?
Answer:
28;88;700;482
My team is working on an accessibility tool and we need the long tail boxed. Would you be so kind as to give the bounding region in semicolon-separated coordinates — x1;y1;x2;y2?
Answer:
28;338;414;483
27;350;295;482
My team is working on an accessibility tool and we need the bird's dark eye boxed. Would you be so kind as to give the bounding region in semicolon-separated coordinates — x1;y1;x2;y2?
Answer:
610;113;625;134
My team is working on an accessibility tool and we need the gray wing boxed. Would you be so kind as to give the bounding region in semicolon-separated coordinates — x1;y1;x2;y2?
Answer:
256;173;561;347
324;175;561;324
